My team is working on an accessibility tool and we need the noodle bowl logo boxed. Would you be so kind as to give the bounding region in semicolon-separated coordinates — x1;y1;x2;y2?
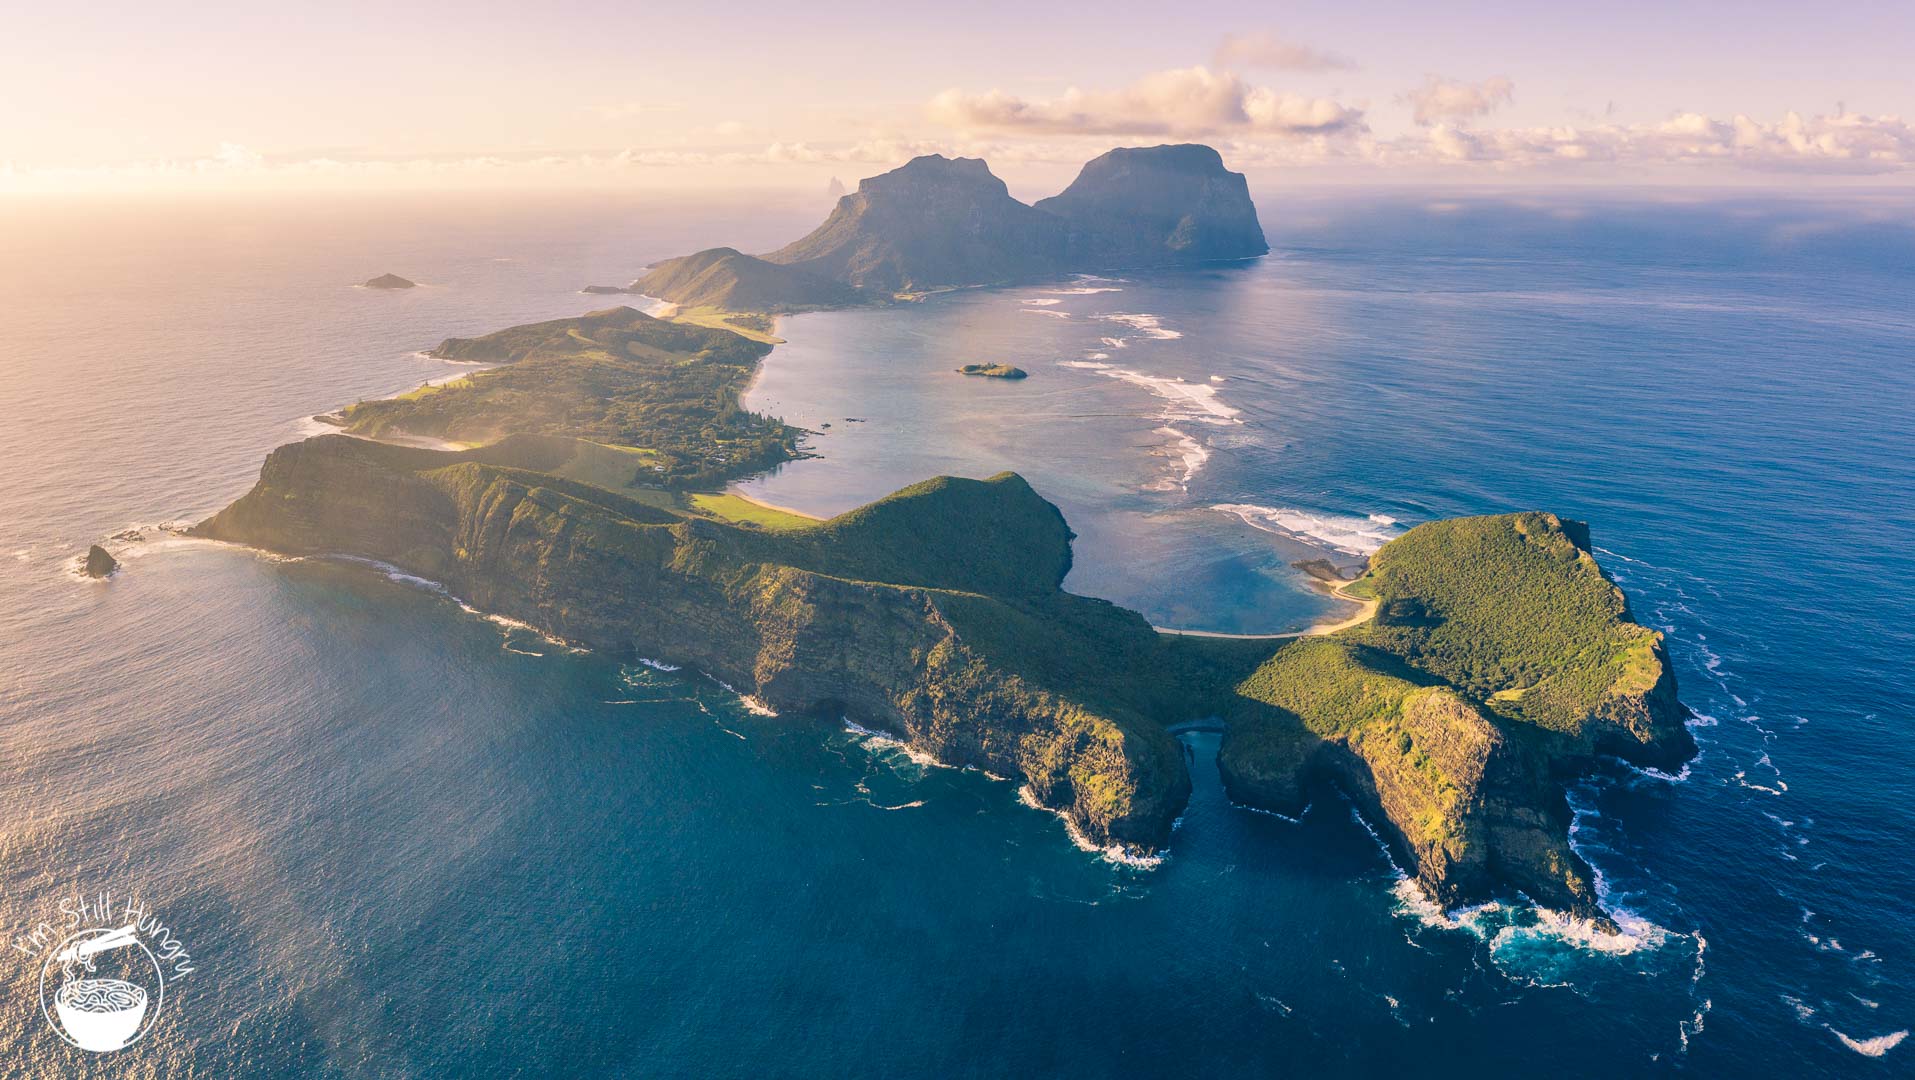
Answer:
11;889;193;1054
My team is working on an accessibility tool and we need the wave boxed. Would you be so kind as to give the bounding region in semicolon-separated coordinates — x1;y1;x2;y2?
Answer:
1020;298;1062;306
331;555;587;653
1017;785;1164;869
1212;503;1404;556
707;676;778;717
1153;426;1210;489
1020;308;1071;319
1830;1028;1907;1057
1058;360;1111;370
1096;312;1182;340
1231;800;1307;824
843;720;949;771
1095;367;1240;425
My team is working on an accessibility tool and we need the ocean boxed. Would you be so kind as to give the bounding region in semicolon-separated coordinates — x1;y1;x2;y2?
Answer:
1;187;1910;1076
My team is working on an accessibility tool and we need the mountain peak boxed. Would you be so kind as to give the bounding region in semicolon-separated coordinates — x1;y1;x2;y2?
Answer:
1036;143;1268;264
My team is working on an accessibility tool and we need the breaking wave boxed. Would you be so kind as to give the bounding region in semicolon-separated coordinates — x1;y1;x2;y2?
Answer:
1211;504;1403;556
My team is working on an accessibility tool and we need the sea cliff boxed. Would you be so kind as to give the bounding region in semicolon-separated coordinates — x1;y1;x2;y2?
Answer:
198;432;1693;916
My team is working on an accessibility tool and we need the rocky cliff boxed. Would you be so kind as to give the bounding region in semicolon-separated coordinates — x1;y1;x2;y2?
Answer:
751;145;1268;298
763;155;1072;292
1218;513;1695;921
195;434;1198;853
1034;144;1269;266
198;431;1691;917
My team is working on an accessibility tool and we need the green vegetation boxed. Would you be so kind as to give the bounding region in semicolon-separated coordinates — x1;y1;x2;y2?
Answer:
667;306;784;344
688;492;818;531
633;247;869;315
200;428;1688;914
956;363;1028;379
1343;512;1665;735
339;307;798;489
1233;638;1424;739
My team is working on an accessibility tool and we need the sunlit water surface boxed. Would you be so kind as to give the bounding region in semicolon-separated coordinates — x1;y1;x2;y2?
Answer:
1;189;1911;1076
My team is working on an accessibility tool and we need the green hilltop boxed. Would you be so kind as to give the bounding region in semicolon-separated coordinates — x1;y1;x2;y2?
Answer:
203;421;1691;917
632;247;872;314
336;306;797;489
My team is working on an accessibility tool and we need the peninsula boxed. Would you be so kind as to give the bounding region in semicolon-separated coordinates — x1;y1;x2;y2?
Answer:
200;143;1694;922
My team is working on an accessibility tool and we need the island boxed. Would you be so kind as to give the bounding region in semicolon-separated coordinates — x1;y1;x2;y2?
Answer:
957;364;1027;379
628;143;1269;315
198;142;1694;923
362;273;417;290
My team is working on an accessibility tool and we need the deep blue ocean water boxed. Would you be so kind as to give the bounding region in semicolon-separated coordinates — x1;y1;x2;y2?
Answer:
1;189;1910;1076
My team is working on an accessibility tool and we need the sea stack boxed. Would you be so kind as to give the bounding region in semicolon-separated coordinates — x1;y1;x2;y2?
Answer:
363;273;417;289
82;545;118;578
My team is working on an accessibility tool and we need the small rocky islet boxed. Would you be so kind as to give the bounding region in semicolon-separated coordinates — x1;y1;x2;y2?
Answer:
956;364;1027;379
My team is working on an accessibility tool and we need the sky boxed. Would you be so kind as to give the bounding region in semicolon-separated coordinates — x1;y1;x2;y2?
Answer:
4;0;1913;194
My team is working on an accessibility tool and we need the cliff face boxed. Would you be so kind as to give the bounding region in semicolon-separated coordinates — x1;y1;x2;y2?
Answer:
632;248;870;313
199;434;1691;914
1218;513;1695;921
763;155;1072;292
1034;144;1269;266
196;435;1191;853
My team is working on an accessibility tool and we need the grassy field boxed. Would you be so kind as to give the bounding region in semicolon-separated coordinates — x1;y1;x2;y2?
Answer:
668;306;784;344
688;492;819;531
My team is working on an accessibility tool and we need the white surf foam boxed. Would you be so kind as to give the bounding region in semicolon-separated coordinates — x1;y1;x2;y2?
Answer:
1830;1028;1906;1057
1020;308;1072;319
1096;312;1183;340
1154;426;1210;488
1212;504;1404;556
1096;367;1240;425
1020;298;1062;306
1017;785;1164;869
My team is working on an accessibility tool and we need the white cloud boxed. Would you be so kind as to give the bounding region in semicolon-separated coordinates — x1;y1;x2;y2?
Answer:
1403;75;1515;126
1213;31;1355;72
1376;109;1915;173
926;67;1365;138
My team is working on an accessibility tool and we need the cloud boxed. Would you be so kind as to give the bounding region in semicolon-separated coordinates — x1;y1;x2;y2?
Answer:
1403;75;1514;126
1390;109;1915;173
926;67;1365;138
1213;31;1355;72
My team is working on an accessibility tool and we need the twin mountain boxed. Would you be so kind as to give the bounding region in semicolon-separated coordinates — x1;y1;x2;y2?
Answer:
627;144;1268;309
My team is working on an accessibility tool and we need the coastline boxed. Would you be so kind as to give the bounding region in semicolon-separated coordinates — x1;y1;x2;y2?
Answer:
719;488;824;522
1153;577;1378;640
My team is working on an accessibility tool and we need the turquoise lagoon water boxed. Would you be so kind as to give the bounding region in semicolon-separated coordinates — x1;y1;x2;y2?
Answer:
1;189;1911;1076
